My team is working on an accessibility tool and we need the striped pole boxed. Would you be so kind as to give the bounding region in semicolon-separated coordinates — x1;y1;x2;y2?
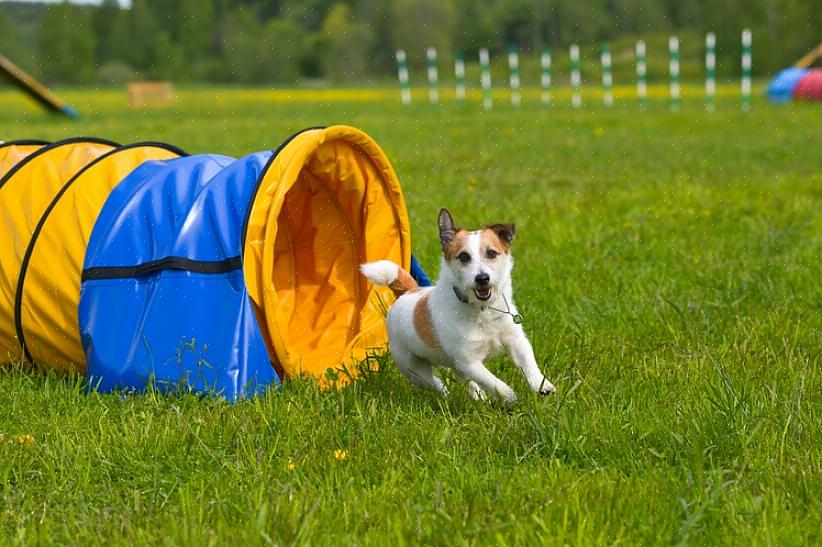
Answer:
705;32;716;111
636;40;646;108
570;44;581;108
741;29;752;111
396;49;411;105
508;44;521;106
426;47;438;104
541;45;552;104
480;47;492;109
601;43;613;107
455;53;466;101
669;36;680;111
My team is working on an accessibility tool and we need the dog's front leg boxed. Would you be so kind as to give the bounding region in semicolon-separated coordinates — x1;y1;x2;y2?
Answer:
454;360;517;405
503;328;556;395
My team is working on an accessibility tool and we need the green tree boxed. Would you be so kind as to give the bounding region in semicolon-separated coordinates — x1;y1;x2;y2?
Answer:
177;0;216;79
221;7;262;83
0;9;23;63
92;0;120;65
257;17;302;83
320;3;374;81
391;0;456;68
38;3;96;83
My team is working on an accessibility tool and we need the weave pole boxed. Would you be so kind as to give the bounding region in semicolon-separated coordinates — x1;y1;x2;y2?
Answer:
396;49;411;105
455;53;466;101
508;44;521;106
636;40;647;109
480;47;492;109
669;36;680;111
601;43;613;107
741;29;752;111
541;46;552;105
570;44;581;108
706;32;716;111
426;47;438;104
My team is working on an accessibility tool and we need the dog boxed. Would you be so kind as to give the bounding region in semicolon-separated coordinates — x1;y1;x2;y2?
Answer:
360;208;555;404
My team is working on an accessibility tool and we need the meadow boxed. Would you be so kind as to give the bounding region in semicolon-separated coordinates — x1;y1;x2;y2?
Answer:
1;85;821;545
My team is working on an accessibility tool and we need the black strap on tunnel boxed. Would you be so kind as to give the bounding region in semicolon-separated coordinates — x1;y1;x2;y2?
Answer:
14;141;188;365
82;256;242;281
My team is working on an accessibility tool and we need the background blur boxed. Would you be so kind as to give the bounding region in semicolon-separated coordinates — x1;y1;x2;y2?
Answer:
0;0;818;86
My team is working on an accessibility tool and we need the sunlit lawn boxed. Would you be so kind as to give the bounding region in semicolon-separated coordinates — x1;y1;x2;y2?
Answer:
1;85;821;545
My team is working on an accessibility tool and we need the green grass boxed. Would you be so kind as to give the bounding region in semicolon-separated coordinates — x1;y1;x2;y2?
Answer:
1;86;821;545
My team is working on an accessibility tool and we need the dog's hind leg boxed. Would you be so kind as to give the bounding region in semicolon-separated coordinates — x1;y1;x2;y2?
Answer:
391;346;448;397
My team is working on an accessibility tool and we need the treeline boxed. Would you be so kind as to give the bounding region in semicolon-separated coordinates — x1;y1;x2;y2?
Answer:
0;0;818;85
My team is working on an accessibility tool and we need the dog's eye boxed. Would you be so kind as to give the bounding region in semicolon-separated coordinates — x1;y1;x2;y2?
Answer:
486;249;499;259
457;252;471;263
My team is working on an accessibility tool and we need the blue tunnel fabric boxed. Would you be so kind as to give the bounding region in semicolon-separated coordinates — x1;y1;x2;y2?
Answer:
410;255;432;287
767;67;809;102
79;153;281;401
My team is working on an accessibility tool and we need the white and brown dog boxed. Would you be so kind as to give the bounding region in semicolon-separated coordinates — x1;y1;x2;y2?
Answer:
361;208;555;404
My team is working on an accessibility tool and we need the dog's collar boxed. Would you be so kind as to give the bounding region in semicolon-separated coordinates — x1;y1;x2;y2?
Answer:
451;286;523;324
452;286;470;303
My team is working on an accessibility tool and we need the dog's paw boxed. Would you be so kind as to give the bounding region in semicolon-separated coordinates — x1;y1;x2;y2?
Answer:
466;381;487;401
498;386;517;407
534;377;556;395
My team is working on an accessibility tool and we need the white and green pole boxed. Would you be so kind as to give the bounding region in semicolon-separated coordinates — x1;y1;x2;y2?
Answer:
741;29;752;111
480;47;492;109
508;43;521;106
541;45;552;104
455;53;466;101
396;49;411;105
601;43;613;107
669;36;680;111
426;47;438;104
636;40;647;108
570;44;581;108
705;32;716;111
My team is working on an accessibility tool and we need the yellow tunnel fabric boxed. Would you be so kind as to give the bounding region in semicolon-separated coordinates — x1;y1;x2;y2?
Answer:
0;141;48;179
244;125;411;383
0;138;117;363
17;143;186;371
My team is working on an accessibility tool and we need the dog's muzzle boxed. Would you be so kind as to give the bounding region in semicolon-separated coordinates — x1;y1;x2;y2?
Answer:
473;273;492;301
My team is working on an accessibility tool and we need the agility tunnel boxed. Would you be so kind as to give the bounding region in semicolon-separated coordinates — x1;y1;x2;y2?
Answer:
768;42;822;102
1;126;417;400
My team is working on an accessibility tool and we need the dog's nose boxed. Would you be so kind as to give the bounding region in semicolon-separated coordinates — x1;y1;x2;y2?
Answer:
475;273;490;286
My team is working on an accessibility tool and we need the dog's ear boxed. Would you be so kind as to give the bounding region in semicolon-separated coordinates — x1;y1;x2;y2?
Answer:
488;223;516;246
438;208;457;247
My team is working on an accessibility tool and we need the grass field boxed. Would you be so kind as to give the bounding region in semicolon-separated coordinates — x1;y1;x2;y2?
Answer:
1;86;821;545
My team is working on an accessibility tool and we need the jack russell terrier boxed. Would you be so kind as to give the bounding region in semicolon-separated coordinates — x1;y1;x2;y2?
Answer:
361;208;555;404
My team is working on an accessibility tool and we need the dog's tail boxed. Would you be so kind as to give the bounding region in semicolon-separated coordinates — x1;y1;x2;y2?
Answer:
360;260;419;298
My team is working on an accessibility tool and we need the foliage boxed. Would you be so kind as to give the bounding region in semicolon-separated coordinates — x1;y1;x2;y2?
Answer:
0;0;819;84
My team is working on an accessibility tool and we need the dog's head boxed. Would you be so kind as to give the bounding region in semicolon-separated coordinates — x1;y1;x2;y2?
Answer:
438;208;515;305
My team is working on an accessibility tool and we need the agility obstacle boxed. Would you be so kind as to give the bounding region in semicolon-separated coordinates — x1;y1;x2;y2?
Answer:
395;31;760;110
0;55;80;118
0;126;422;400
768;41;822;102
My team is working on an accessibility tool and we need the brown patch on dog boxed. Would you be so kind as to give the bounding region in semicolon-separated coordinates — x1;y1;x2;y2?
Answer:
442;229;469;262
413;294;441;348
481;224;515;254
388;266;419;297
